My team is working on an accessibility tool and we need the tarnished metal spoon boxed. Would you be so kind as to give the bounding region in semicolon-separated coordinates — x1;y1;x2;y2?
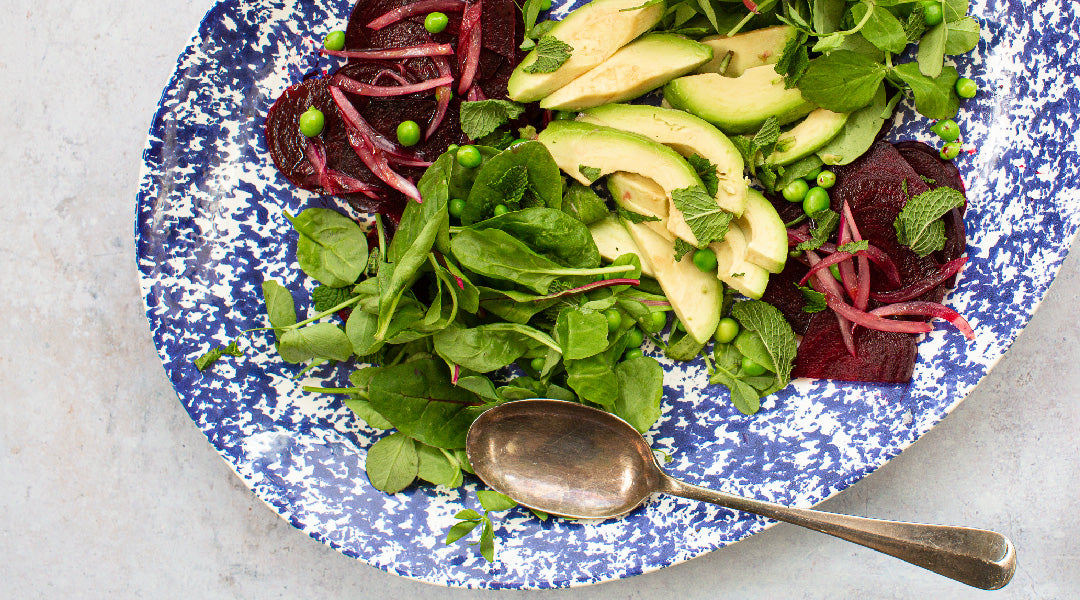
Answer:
466;399;1015;590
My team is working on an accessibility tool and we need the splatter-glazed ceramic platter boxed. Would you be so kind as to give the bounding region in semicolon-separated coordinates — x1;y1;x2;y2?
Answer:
136;0;1080;589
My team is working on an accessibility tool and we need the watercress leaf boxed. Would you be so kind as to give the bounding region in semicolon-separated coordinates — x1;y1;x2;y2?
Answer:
478;490;518;512
471;207;601;268
578;165;602;183
671;186;733;246
892;63;960;119
917;22;946;78
523;35;573;74
665;330;705;361
417;444;462;487
852;2;909;54
462;142;563;224
617;207;661;224
565;355;619;407
893;186;965;257
455;509;483;521
813;0;847;34
365;432;418;494
795;209;840;251
799;51;887;113
797;284;828;313
278;323;352;364
459;99;527;141
368;359;483;449
554;307;610;360
731;300;797;387
673;238;696;262
817;83;887;166
479;519;495;562
285;208;369;288
433;324;540;372
446;519;481;544
614;356;664;433
686;154;720;197
262;280;297;336
562;182;610;225
710;368;761;415
944;17;980;55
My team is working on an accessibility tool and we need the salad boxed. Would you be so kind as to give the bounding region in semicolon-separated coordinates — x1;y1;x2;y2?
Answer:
196;0;981;561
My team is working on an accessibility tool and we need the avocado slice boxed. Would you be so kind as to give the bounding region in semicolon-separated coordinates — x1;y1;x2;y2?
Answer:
579;103;748;216
622;219;722;344
507;0;666;103
710;221;770;299
588;215;656;278
755;109;850;167
664;65;815;134
696;25;797;77
738;189;788;274
540;34;713;111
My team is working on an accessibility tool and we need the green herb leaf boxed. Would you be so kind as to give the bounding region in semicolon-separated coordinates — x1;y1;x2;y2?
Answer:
852;2;909;54
417;444;463;487
470;207;601;268
312;285;355;313
617;207;661;224
462;142;564;224
613;356;664;433
553;307;610;360
751;117;782;161
795;209;840;252
903;9;927;43
944;17;980;55
565;354;619;407
479;519;495;562
673;238;696;262
365;432;418;494
893;186;965;257
816;83;887;166
278;322;352;364
459;99;527;140
194;340;242;371
367;359;484;449
671;186;732;246
433;323;542;373
492;164;529;206
686;154;720;197
838;240;869;253
578;164;602;183
917;22;946;78
710;367;761;415
892;63;960;119
455;509;483;521
774;30;810;87
797;284;828;313
731;300;797;393
284;208;369;288
562;182;610;225
664;330;705;361
812;0;847;34
799;51;887;113
262;280;298;337
446;519;481;544
524;36;573;74
478;490;518;512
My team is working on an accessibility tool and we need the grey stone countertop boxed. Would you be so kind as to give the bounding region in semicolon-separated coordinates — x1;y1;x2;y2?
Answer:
1;1;1077;598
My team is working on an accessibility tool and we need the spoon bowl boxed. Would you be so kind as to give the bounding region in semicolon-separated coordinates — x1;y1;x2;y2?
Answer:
467;399;1016;590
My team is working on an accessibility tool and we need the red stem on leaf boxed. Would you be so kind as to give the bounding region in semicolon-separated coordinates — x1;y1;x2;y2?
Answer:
742;0;759;13
367;0;467;30
320;43;456;60
534;279;641;302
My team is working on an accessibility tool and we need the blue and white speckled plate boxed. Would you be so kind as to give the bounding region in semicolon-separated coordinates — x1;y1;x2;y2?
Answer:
136;0;1080;589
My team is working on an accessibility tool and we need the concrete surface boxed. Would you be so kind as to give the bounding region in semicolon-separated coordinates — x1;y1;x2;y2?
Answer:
1;1;1077;598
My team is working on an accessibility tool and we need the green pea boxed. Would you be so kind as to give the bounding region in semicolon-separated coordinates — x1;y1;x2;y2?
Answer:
456;145;482;168
940;142;962;160
931;119;960;142
713;317;739;344
956;77;978;99
624;328;645;347
643;311;667;333
623;348;645;361
816;170;836;189
396;120;421;147
741;356;767;376
673;320;684;333
802;186;830;216
922;1;943;26
803;166;823;181
604;309;622;333
782;178;810;203
830;264;842;281
492;204;509;216
540;0;553;9
446;143;459;154
424;11;449;33
323;30;346;51
298;107;325;138
448;198;466;218
530;356;546;372
692;248;718;273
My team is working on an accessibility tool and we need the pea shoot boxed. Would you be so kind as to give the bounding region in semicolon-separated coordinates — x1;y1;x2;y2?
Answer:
692;248;718;273
424;11;449;33
298;107;325;138
396;120;421;147
956;77;978;99
456;145;483;168
816;170;836;189
323;30;346;51
783;178;810;202
802;186;830;216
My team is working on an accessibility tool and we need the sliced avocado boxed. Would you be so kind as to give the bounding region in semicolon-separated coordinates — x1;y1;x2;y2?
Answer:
507;0;666;103
623;219;722;344
664;66;815;134
607;172;676;241
738;189;788;274
696;25;797;77
589;215;656;278
579;103;748;216
540;34;712;111
710;221;770;299
755;109;849;167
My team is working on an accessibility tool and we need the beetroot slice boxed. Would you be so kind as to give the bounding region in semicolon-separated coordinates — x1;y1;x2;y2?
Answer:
792;312;919;383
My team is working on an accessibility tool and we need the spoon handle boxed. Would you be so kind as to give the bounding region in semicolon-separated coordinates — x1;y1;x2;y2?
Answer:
660;475;1015;590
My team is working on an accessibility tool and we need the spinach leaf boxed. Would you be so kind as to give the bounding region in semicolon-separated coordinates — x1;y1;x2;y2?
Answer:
285;208;369;288
450;229;566;294
278;322;352;364
432;324;537;373
344;398;394;430
470;207;601;268
812;0;846;34
553;307;610;360
345;307;384;357
365;432;418;494
566;354;619;407
614;356;664;433
367;359;483;449
415;151;455;255
441;258;480;314
462;142;563;224
377;199;446;339
545;383;577;402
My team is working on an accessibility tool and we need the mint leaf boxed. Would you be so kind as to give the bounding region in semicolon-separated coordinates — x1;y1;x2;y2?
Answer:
686;154;719;197
731;300;797;393
524;36;573;74
795;208;839;252
617;207;660;224
797;284;827;313
459;99;527;140
312;284;354;313
903;9;927;43
728;135;755;166
194;340;242;371
894;186;965;257
492;164;529;206
671;186;732;246
752;117;781;160
838;240;869;253
892;63;960;119
578;164;601;182
673;238;696;262
774;30;809;88
799;51;887;113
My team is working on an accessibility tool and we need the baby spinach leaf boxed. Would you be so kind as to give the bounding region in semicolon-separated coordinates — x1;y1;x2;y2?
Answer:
524;35;573;74
892;63;960;119
471;207;601;268
566;355;619;407
262;280;297;337
553;307;610;360
614;356;664;433
671;186;732;246
345;307;383;356
367;359;483;449
377;202;445;339
278;322;353;364
285;208;369;288
545;383;577;403
459;99;527;141
462;142;563;224
812;0;846;34
365;433;418;494
799;51;887;113
415;152;455;255
894;186;965;257
432;324;536;373
454;374;503;403
441;258;480;314
344;398;394;430
665;331;705;361
450;229;565;294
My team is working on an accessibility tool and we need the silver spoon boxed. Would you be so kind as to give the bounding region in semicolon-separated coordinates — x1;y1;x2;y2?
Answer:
466;399;1015;590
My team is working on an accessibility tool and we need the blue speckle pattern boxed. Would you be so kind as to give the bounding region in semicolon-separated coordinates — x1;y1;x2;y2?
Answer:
136;0;1080;589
